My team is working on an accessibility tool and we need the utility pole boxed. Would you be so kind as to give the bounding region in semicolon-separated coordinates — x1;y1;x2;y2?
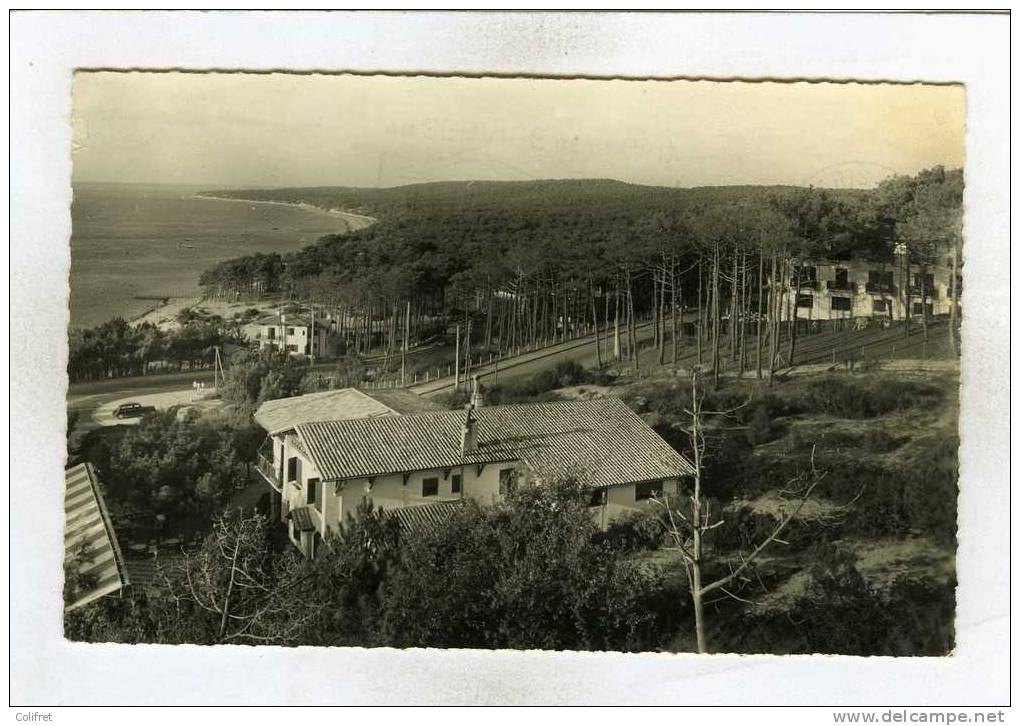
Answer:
310;306;315;364
454;324;461;391
401;300;410;387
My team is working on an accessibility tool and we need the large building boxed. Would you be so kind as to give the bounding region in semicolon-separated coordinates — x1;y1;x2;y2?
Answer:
777;247;961;324
254;388;693;558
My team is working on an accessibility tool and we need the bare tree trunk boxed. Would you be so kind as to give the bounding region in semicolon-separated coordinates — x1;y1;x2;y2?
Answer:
921;263;929;342
730;248;739;362
756;249;764;379
711;244;721;389
589;271;603;368
658;266;667;366
767;254;779;385
671;259;679;365
739;250;748;376
903;254;912;339
788;263;801;365
613;283;621;360
628;272;639;369
696;259;704;366
950;239;960;354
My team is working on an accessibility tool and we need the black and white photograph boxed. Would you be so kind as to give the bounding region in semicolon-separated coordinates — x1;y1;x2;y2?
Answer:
9;9;1011;711
63;70;965;655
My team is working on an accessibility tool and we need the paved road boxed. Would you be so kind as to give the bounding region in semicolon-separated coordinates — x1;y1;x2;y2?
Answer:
408;317;678;398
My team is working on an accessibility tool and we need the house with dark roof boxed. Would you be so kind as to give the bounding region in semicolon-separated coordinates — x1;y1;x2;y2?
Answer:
253;387;442;557
255;385;693;558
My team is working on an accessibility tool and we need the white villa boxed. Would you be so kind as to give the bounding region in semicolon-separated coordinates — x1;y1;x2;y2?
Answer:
254;387;694;558
244;311;337;358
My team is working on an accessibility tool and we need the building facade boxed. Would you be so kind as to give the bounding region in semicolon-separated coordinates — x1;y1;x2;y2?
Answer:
245;312;336;358
777;249;961;324
255;392;693;558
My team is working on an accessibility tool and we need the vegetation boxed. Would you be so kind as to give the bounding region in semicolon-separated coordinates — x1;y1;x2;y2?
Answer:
83;409;261;539
68;317;238;382
197;168;962;386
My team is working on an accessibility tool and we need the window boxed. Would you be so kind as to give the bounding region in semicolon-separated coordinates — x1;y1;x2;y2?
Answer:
913;273;935;291
307;478;320;509
796;294;813;309
267;327;276;340
588;489;607;507
451;473;462;495
831;297;852;312
834;267;849;286
499;468;518;497
868;270;894;289
287;327;295;335
422;477;439;497
635;481;663;501
794;265;817;282
912;302;934;316
287;457;299;483
872;299;888;313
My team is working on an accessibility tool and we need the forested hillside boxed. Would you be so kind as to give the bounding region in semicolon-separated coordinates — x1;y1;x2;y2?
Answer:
197;169;961;373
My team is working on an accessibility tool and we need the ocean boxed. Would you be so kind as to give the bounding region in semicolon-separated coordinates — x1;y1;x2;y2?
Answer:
69;183;357;329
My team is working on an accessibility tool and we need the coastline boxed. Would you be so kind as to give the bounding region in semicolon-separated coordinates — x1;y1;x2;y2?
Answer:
193;193;378;228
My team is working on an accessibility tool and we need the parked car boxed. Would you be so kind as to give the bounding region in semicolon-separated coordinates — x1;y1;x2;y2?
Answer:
114;402;156;419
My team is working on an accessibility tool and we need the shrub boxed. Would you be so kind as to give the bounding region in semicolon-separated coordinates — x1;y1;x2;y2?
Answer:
597;509;666;553
797;377;942;419
745;403;776;446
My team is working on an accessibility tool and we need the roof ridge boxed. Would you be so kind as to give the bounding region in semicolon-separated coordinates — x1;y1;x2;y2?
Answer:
352;387;400;416
296;396;620;429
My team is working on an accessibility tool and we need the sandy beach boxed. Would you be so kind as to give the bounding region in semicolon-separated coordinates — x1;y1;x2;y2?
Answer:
193;193;378;228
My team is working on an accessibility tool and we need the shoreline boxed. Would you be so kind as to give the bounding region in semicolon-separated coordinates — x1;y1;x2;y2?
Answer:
192;193;378;227
77;195;378;331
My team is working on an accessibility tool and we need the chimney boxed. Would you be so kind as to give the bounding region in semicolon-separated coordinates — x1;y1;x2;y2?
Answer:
460;404;478;454
470;375;484;408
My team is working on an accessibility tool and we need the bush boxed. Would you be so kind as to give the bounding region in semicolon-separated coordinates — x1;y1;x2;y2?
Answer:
378;478;666;651
597;509;666;553
797;378;942;419
745;404;776;446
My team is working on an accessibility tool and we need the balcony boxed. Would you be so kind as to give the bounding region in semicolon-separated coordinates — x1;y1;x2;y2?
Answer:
256;453;282;492
826;280;857;293
909;286;939;300
864;282;896;295
794;278;819;291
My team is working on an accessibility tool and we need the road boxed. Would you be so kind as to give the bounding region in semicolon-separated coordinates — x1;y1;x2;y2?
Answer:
66;321;660;423
408;317;667;398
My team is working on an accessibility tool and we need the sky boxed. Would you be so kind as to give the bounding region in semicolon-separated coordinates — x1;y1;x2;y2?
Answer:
71;72;965;189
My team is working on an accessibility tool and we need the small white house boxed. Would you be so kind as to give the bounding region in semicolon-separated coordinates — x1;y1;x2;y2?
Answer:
255;390;694;558
245;312;336;358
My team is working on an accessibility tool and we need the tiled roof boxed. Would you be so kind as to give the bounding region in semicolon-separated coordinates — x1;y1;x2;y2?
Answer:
64;463;130;612
256;314;312;327
288;506;316;532
363;388;442;416
297;398;694;489
390;500;466;537
255;388;436;434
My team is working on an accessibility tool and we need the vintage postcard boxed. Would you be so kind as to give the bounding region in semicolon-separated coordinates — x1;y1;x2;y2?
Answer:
9;9;1010;712
64;71;964;655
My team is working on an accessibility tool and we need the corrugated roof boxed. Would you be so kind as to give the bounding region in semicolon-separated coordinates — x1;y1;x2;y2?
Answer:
64;463;129;612
297;398;694;489
390;500;466;537
255;388;437;435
